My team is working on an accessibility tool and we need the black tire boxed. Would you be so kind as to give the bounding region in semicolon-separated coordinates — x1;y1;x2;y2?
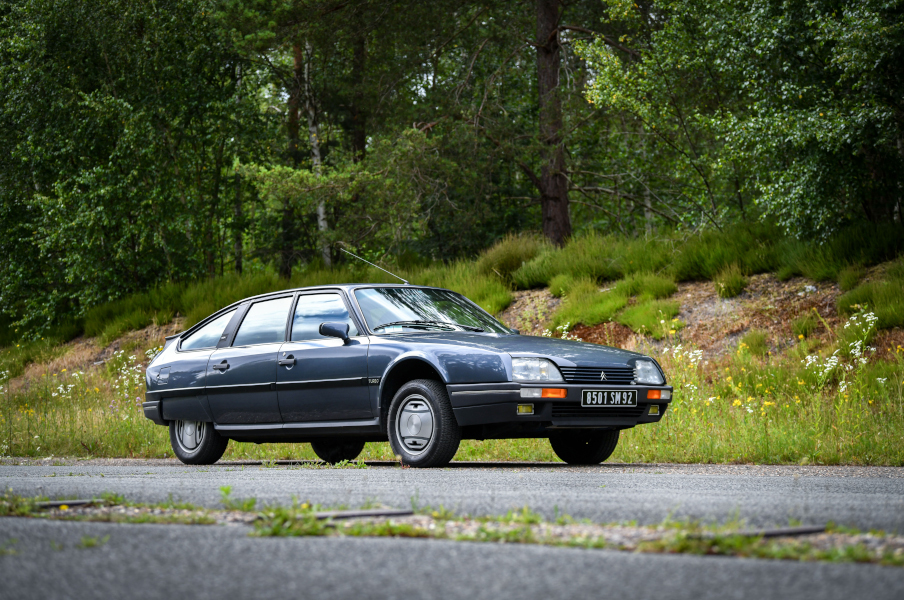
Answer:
310;438;366;464
169;420;228;465
549;430;620;465
388;379;460;468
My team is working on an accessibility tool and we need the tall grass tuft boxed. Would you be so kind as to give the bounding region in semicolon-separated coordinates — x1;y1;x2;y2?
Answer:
616;300;681;339
714;263;748;299
837;264;864;292
476;234;547;282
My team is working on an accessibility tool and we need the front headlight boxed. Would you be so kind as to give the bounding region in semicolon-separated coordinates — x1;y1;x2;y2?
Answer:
512;357;564;382
634;360;664;385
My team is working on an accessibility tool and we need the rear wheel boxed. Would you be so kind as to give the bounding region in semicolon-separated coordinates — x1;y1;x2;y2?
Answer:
549;430;619;465
388;379;460;468
310;439;366;464
169;420;228;465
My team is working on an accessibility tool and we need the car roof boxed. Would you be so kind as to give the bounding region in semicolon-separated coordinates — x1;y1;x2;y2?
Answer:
171;283;470;340
233;283;445;306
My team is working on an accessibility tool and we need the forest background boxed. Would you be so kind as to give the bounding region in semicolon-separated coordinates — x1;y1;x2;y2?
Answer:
1;0;903;337
2;0;904;464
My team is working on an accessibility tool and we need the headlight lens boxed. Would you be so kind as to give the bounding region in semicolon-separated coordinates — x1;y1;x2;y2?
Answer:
512;358;564;382
634;360;664;385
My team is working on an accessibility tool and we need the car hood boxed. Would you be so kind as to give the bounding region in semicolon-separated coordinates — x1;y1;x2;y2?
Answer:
377;332;646;367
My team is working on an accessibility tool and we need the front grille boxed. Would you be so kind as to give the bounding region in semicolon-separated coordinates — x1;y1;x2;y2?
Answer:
551;403;646;419
559;366;635;384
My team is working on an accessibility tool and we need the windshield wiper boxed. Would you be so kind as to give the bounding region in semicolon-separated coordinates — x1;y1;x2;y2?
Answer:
372;320;484;332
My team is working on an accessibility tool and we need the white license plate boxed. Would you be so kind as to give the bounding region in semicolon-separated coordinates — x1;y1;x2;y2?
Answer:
581;390;637;407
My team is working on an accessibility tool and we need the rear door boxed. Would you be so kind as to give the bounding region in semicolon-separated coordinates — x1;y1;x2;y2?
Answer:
277;292;371;422
206;295;293;424
158;308;239;423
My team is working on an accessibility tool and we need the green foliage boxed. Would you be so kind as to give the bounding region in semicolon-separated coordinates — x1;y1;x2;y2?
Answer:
616;300;681;339
714;264;748;299
838;283;904;330
577;0;904;238
476;234;546;282
0;338;65;380
671;225;780;281
551;280;628;330
548;273;575;298
792;313;819;339
613;273;677;302
512;232;671;289
739;330;769;357
837;265;865;292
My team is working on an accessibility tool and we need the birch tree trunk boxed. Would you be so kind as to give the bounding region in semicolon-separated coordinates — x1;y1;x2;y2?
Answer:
304;40;331;267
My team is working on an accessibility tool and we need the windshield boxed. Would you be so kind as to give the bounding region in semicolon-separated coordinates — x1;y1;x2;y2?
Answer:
354;287;511;334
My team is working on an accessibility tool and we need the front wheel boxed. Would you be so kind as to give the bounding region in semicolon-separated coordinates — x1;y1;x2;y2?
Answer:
310;438;366;464
549;430;619;465
388;379;460;468
169;420;228;465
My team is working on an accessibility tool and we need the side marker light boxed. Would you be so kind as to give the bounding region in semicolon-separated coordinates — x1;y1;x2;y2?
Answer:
541;388;567;398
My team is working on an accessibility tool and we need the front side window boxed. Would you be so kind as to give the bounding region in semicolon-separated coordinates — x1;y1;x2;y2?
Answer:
354;287;509;334
291;293;358;341
232;297;292;346
180;309;236;351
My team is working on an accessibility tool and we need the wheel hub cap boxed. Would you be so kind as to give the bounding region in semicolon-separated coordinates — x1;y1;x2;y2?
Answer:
396;396;434;456
176;420;204;451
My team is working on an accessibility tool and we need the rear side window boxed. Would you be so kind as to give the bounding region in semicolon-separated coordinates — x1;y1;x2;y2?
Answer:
291;293;359;341
232;297;292;346
180;309;236;351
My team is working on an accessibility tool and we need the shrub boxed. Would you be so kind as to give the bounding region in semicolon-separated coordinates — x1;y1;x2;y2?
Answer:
791;312;818;339
837;264;865;292
616;300;681;339
476;234;546;281
550;279;627;329
714;263;748;298
548;273;575;298
669;222;780;281
740;329;768;356
837;281;904;330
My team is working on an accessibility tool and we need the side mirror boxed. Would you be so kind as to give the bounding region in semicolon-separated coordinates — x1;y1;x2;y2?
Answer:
319;322;350;343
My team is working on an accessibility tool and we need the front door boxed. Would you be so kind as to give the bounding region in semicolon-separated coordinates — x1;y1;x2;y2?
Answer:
207;295;293;424
277;292;371;422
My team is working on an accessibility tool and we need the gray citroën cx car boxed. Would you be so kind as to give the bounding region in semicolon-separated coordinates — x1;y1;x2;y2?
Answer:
143;284;672;468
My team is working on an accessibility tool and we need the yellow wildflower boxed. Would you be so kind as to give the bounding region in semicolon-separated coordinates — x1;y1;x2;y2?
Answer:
732;399;742;406
798;334;804;340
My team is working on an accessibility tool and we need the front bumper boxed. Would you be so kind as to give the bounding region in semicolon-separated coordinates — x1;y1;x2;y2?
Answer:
447;382;672;428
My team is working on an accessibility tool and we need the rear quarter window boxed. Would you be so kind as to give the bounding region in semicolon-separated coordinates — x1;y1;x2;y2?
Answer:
180;309;236;351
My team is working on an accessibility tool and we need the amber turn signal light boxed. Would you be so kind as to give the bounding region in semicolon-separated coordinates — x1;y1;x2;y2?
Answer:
541;388;567;398
647;389;662;400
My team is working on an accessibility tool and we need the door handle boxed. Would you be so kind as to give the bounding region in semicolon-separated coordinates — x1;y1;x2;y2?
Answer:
212;361;229;372
278;355;296;366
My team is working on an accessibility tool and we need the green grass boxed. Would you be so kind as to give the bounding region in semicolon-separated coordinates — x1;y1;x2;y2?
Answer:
616;300;681;339
739;330;768;357
837;265;864;292
550;279;628;330
791;313;818;339
714;263;748;298
475;234;547;282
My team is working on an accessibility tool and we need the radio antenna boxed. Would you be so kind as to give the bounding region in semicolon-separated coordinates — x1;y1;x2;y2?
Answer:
340;248;409;285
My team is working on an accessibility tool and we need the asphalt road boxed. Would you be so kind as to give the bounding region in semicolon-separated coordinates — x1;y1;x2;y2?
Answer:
2;462;903;531
3;462;904;599
3;517;904;600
